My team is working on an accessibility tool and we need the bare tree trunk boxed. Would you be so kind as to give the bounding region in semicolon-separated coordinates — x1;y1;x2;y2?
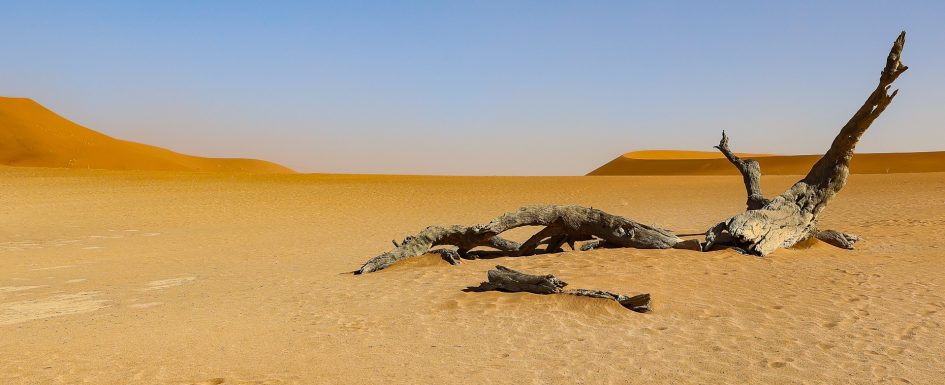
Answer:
713;132;863;251
466;265;652;313
705;32;907;255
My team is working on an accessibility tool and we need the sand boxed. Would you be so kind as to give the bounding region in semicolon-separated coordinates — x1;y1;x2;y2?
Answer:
0;97;293;173
1;166;943;384
589;150;945;175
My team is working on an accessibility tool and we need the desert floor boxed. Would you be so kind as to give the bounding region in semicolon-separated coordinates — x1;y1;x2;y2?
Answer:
1;167;943;384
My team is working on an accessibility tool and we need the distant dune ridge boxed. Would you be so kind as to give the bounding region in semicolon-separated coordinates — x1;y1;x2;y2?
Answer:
588;150;945;176
0;97;293;173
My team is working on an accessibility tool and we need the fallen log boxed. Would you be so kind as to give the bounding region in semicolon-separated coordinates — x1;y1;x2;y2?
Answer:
355;205;699;274
466;265;651;313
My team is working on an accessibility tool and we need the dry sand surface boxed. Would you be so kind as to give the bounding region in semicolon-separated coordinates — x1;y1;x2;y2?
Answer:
590;150;945;175
0;97;293;173
1;167;944;384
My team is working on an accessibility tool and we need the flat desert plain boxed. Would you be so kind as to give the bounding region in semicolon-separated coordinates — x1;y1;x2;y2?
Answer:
1;167;944;384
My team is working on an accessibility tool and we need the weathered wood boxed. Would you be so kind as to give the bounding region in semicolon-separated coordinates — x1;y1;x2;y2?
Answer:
713;131;863;251
714;130;768;210
483;205;692;250
706;32;906;255
355;224;521;274
566;289;651;313
468;266;651;313
812;229;861;250
356;205;697;274
480;265;567;294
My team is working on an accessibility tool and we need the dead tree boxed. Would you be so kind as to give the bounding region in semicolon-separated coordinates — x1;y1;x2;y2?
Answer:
355;205;700;274
466;265;651;313
705;32;907;255
711;131;864;251
354;32;907;274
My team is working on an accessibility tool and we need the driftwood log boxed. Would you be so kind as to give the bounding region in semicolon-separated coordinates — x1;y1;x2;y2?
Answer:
466;265;651;313
354;32;907;274
355;205;701;274
705;31;906;255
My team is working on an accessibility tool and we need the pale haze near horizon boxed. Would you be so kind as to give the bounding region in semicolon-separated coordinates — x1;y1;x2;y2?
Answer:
1;1;943;175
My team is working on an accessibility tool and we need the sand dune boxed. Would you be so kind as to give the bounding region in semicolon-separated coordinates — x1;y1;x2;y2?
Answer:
1;167;943;384
618;149;775;159
589;149;945;175
0;97;293;173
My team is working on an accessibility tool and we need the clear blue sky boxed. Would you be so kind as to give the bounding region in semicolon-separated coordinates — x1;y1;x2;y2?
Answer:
1;1;943;175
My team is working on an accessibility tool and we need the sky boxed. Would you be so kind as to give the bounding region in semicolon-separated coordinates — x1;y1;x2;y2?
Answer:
1;1;943;175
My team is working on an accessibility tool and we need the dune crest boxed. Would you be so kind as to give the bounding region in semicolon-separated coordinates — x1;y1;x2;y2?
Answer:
589;150;945;176
621;150;774;160
0;97;293;173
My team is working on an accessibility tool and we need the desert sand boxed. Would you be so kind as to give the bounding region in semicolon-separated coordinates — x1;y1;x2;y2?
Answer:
1;165;943;384
589;150;945;175
0;97;293;173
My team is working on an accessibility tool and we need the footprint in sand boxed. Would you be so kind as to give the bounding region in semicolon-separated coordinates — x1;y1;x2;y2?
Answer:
144;276;196;290
0;291;109;325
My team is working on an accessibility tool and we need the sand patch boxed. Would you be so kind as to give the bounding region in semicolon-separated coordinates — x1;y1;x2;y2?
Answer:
145;276;196;290
188;378;225;385
88;235;123;239
0;241;44;251
1;167;943;384
30;265;74;271
0;285;46;294
129;302;163;309
0;291;108;325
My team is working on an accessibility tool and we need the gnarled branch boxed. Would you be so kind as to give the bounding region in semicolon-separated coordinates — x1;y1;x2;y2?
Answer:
355;205;700;274
715;130;768;210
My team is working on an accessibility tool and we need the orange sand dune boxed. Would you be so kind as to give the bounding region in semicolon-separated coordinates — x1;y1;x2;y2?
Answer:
589;150;945;176
0;97;293;173
621;150;775;159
